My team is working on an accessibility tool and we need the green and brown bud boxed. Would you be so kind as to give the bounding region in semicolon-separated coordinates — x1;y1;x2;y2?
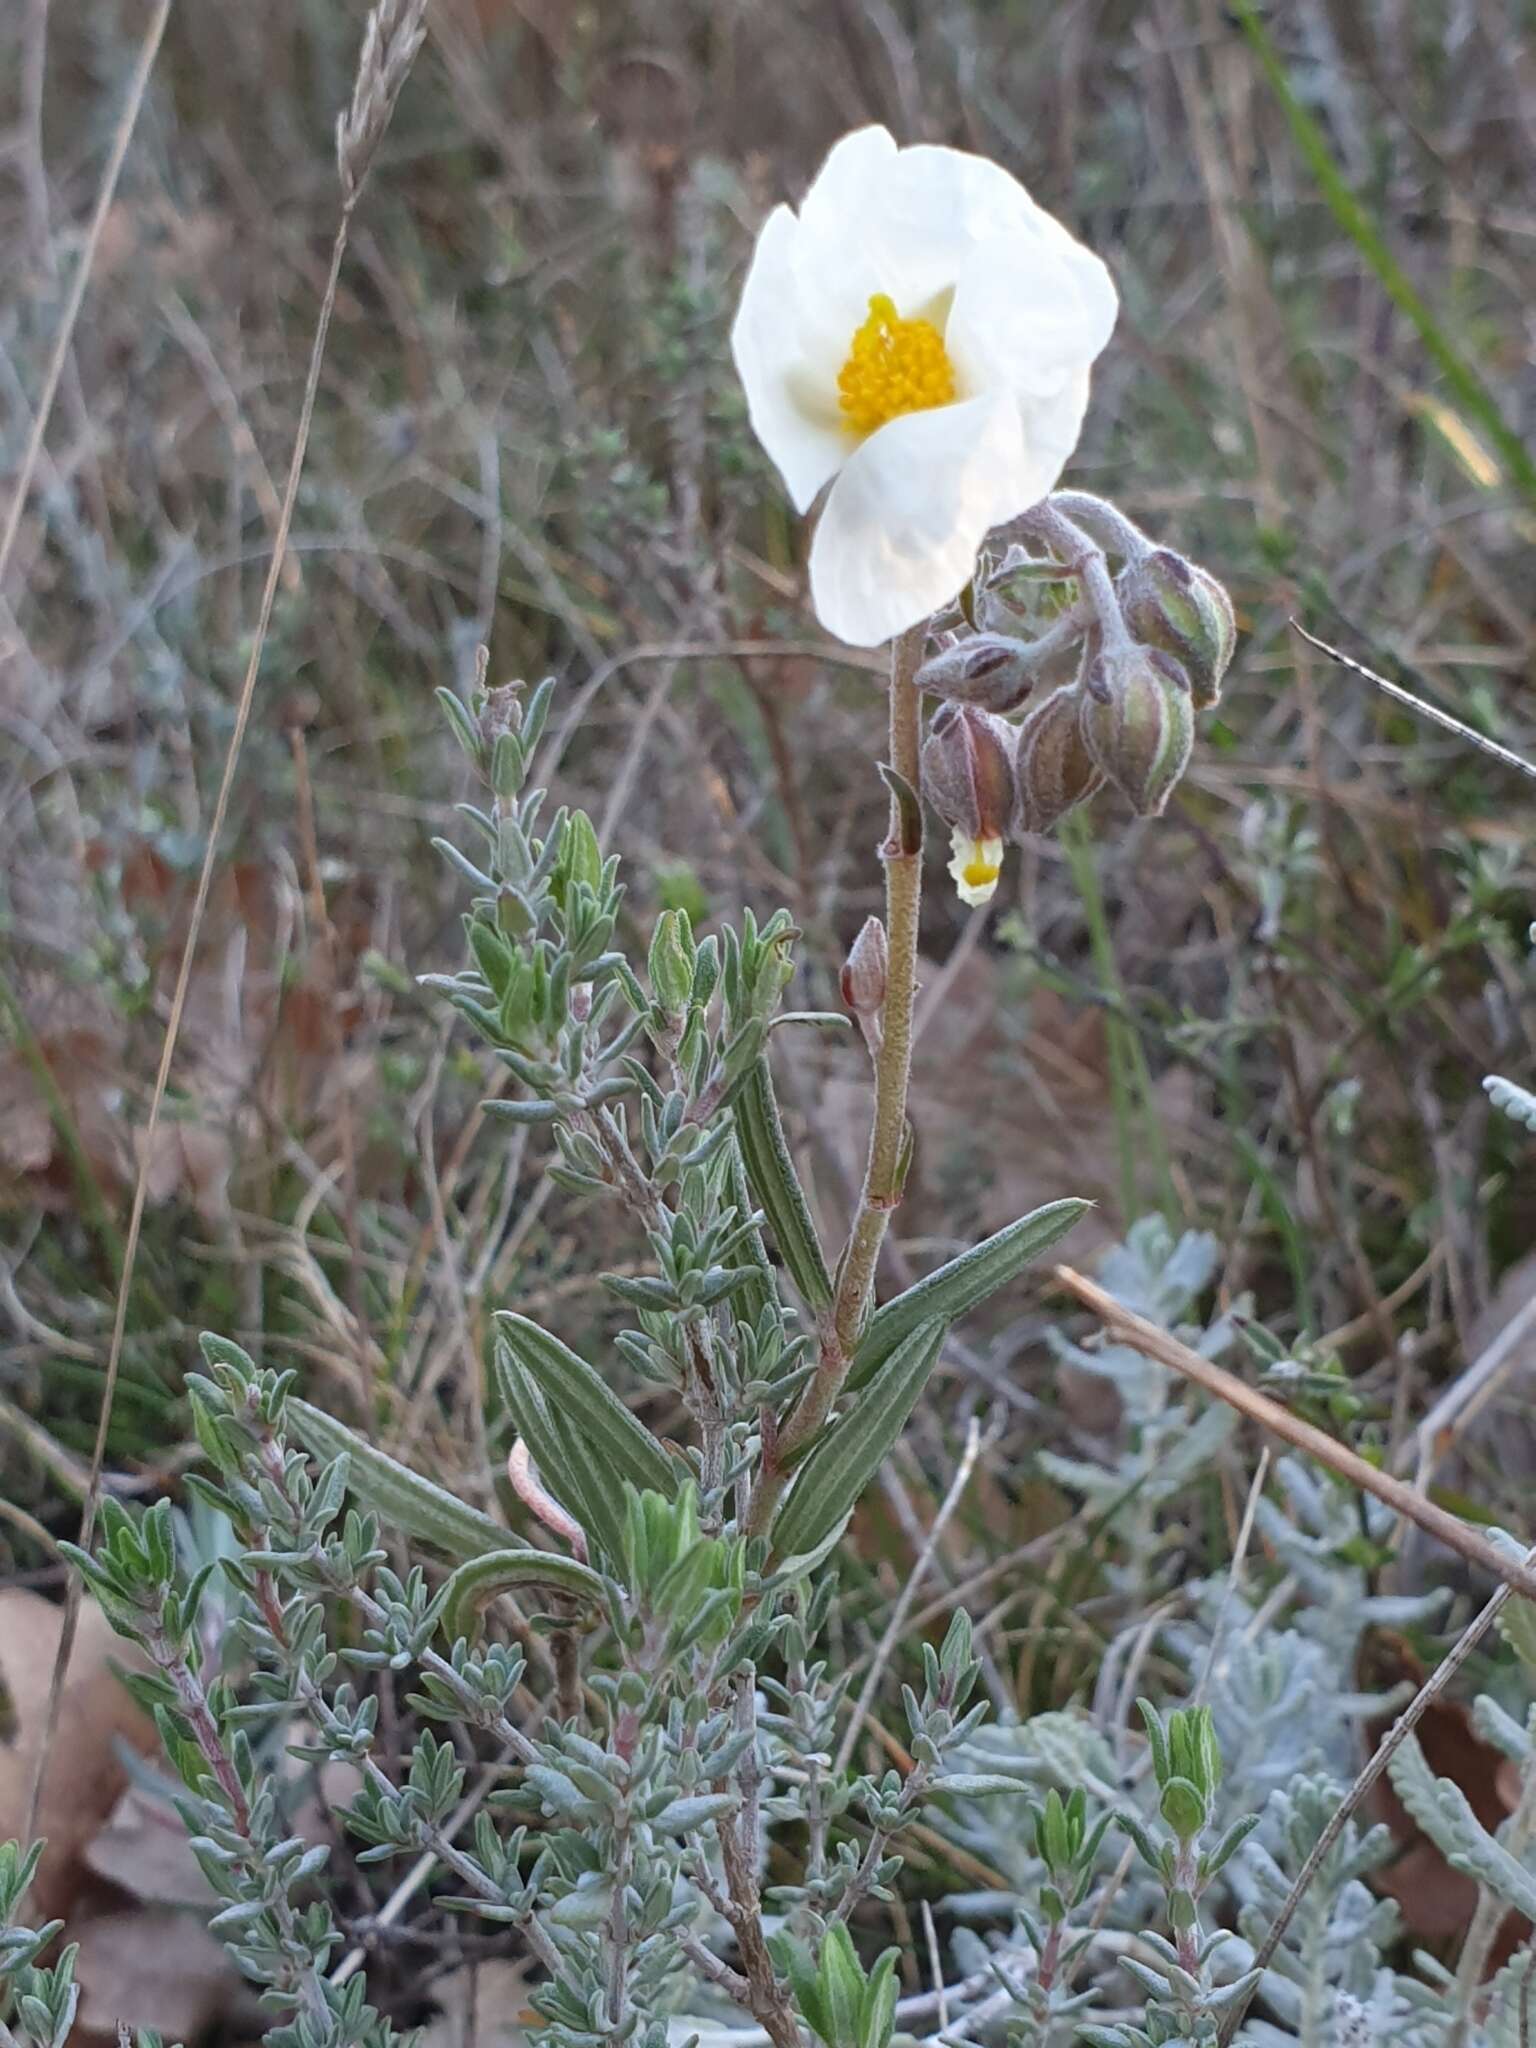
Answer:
915;632;1039;714
840;915;888;1023
921;702;1016;907
1079;646;1194;818
1011;684;1103;836
1116;548;1235;709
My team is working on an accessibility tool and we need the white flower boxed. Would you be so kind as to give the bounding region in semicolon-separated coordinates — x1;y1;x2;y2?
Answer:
730;126;1117;648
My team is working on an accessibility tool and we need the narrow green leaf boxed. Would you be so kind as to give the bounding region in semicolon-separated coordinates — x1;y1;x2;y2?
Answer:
771;1319;946;1560
847;1197;1089;1391
440;1549;606;1645
733;1058;833;1310
493;1313;677;1499
931;1773;1031;1798
727;1140;776;1328
819;1924;866;2048
649;1792;736;1833
286;1401;509;1562
757;1513;851;1593
492;1342;628;1566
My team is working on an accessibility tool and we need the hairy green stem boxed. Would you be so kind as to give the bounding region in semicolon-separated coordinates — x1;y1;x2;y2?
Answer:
747;624;925;1537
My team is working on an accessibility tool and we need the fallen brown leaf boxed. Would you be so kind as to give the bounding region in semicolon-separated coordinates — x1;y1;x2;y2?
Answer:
73;1905;233;2045
0;1588;157;1920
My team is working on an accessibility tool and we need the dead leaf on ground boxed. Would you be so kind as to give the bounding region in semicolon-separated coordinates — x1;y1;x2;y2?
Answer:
73;1905;234;2045
0;1588;156;1919
84;1780;213;1908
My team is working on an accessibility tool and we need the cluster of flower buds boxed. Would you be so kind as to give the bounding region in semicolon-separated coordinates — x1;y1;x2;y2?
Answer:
915;513;1235;905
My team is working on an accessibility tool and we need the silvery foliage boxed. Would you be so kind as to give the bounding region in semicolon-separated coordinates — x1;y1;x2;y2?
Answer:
1483;923;1536;1132
920;1224;1536;2047
1035;1221;1238;1599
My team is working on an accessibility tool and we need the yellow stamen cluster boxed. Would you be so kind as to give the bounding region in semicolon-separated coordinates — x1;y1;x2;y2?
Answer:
837;292;956;437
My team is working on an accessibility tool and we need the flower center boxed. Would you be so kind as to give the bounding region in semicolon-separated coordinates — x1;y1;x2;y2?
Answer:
836;293;956;437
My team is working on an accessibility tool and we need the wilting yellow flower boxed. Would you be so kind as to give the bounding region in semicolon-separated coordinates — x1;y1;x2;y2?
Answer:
947;830;1005;908
730;126;1117;647
922;701;1016;907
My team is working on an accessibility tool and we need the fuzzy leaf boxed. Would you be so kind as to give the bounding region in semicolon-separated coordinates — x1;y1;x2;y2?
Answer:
494;1312;677;1499
286;1400;509;1561
846;1198;1089;1391
771;1319;947;1559
440;1548;607;1644
733;1058;834;1310
1389;1732;1536;1920
493;1343;628;1564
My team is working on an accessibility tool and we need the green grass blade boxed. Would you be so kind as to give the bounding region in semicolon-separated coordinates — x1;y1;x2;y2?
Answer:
1233;0;1536;508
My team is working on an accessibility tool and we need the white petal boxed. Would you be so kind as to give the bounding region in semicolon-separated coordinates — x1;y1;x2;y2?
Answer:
796;136;1037;326
895;146;1041;247
798;125;898;239
809;393;1033;647
1018;365;1093;503
730;204;852;512
945;228;1117;405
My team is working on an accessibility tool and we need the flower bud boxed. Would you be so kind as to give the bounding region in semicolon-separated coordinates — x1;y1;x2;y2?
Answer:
1079;646;1195;818
1116;549;1235;709
915;632;1038;714
1011;685;1103;836
921;703;1016;907
479;679;525;749
840;915;888;1021
648;907;695;1016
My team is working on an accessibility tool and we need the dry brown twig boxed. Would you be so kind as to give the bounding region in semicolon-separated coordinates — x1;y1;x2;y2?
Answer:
24;0;434;1874
1053;1265;1536;1604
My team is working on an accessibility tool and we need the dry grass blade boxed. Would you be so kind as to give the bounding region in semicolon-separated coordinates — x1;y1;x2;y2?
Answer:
834;1415;987;1775
22;0;432;1880
0;0;173;593
1290;619;1536;782
337;0;431;202
1053;1265;1536;1605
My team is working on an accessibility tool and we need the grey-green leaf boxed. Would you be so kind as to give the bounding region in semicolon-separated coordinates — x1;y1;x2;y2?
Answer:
733;1058;834;1310
493;1313;677;1500
846;1197;1089;1392
440;1548;607;1645
493;1342;628;1565
1389;1733;1536;1921
286;1400;509;1562
771;1319;947;1560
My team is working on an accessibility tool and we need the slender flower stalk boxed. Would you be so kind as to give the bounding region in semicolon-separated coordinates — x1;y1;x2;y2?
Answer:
831;623;927;1355
749;625;926;1538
